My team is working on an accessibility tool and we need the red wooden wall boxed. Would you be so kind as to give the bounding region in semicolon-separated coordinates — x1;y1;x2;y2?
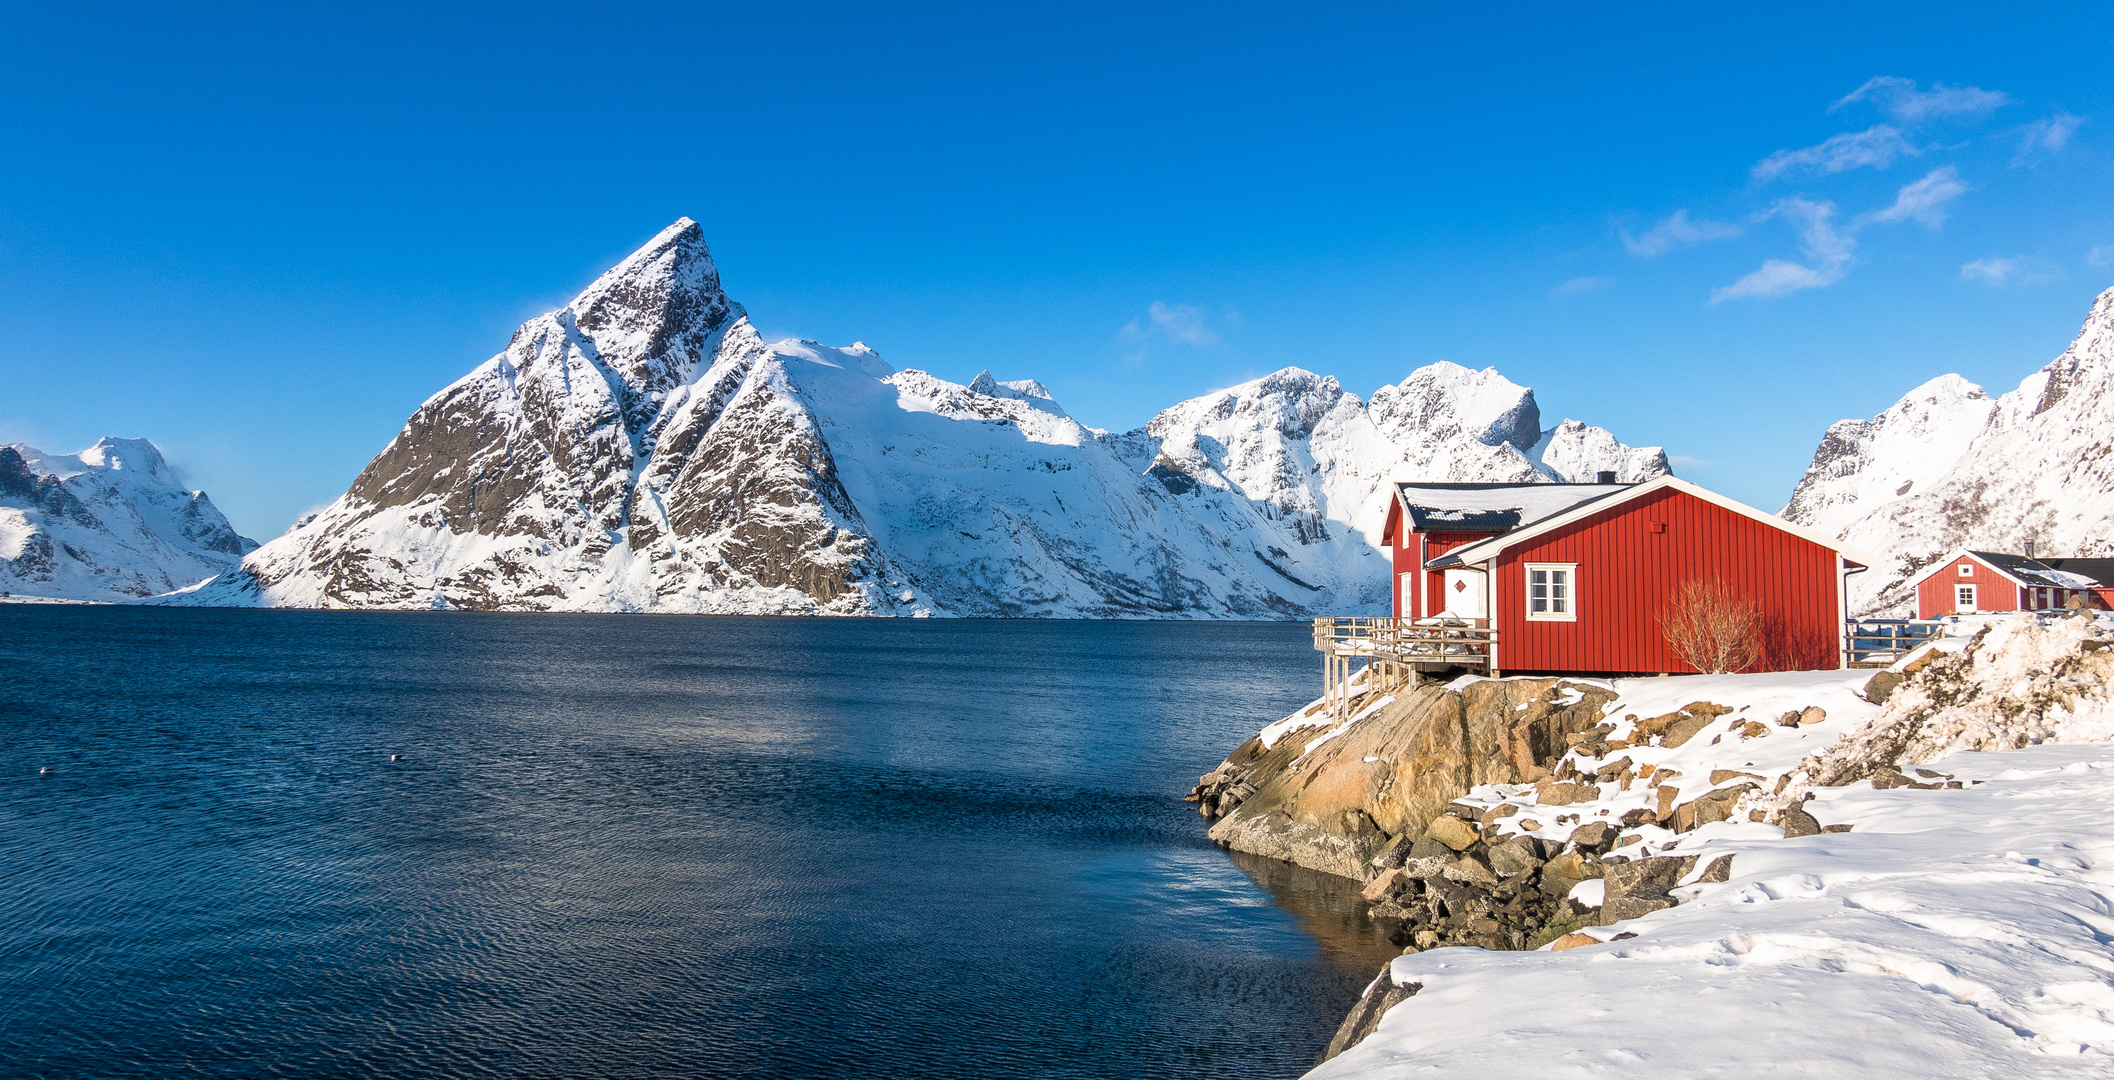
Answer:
1915;555;2023;618
1493;488;1843;674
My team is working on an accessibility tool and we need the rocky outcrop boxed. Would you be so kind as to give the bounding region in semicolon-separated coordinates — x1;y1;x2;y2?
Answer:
1192;678;1619;879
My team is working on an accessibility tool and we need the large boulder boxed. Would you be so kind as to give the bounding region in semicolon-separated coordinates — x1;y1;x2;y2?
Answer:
1206;678;1618;878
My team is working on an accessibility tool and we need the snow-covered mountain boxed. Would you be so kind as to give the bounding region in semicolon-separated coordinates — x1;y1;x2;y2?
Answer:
1784;285;2114;614
169;219;1664;616
1;438;256;601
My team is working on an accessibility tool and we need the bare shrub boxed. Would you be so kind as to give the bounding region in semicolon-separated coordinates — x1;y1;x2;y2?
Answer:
1660;578;1762;674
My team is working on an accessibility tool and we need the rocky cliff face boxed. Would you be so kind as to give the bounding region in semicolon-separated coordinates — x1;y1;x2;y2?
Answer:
0;438;255;601
1784;286;2114;614
171;219;1665;615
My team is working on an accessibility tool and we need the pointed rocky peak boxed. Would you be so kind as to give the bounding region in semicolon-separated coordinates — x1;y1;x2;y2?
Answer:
0;446;34;498
1369;362;1541;450
1146;367;1349;442
569;218;733;333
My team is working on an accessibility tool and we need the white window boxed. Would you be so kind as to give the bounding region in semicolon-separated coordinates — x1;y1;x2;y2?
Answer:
1958;563;1975;576
1955;583;1978;613
1525;563;1577;621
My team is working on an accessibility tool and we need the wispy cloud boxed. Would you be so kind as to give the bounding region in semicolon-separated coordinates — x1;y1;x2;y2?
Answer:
1552;276;1614;297
2089;244;2114;268
1120;301;1221;347
1960;257;2059;287
2014;111;2085;166
1621;210;1742;257
1855;166;1969;228
1752;125;1917;181
1831;76;2010;124
1713;199;1853;301
1715;168;1971;302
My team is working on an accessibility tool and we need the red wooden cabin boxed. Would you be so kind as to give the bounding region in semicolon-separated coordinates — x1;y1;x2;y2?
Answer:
1377;476;1874;674
1907;550;2114;617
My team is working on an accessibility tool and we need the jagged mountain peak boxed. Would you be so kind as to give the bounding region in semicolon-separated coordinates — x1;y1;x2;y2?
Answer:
166;221;1668;617
1788;285;2114;613
1;436;253;600
1369;362;1541;451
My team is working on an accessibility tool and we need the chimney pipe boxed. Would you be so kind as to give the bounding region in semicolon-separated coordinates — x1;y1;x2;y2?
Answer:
2024;538;2036;559
1597;471;1617;484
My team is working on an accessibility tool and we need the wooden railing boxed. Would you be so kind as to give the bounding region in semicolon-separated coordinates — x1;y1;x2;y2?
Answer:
1311;616;1497;719
1846;619;1943;664
1312;615;1496;663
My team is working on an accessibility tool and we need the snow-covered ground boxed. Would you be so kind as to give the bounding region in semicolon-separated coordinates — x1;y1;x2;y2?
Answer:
1289;612;2114;1076
1319;741;2114;1076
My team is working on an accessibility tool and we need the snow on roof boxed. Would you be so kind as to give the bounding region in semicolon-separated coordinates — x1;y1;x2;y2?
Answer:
1968;551;2110;590
1428;476;1880;569
1395;482;1630;535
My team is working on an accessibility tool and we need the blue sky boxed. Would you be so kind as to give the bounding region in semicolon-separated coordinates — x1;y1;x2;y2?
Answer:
2;2;2110;539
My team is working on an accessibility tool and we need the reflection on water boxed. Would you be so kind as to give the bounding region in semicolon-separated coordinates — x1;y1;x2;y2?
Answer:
1227;848;1406;978
1;607;1390;1080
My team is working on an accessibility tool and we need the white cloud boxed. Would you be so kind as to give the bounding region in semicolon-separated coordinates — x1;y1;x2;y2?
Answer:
1831;76;2010;124
1621;210;1742;257
1752;125;1916;180
2089;244;2114;268
1712;199;1854;302
1714;171;1971;302
1960;257;2059;287
1855;167;1969;228
2014;112;2085;165
1120;301;1221;347
1552;276;1614;296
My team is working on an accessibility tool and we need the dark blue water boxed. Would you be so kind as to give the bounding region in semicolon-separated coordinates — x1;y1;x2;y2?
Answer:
0;608;1399;1079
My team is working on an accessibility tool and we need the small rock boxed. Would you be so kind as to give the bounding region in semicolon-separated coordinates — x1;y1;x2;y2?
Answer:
1413;930;1440;949
1655;785;1680;820
1709;769;1764;785
1489;835;1546;878
1779;806;1821;837
1798;706;1827;726
1736;721;1769;739
1567;820;1615;851
1550;932;1599;952
1362;869;1415;903
1535;780;1599;806
1862;670;1904;704
1443;853;1501;888
1775;710;1802;728
1821;824;1854;833
1517;818;1543;831
1423;815;1481;851
1479;803;1519;827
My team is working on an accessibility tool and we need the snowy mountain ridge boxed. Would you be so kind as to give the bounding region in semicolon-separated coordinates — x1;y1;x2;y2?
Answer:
1;437;255;601
1785;286;2114;614
164;218;1666;616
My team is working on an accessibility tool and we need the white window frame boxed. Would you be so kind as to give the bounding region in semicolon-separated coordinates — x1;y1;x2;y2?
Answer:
1524;562;1578;622
1958;563;1975;576
1954;583;1978;613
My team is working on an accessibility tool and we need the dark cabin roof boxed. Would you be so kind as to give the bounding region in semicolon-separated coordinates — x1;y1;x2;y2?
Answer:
1968;551;2114;589
1394;482;1630;536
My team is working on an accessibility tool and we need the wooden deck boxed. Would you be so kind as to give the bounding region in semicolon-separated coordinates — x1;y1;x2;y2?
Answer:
1311;616;1496;719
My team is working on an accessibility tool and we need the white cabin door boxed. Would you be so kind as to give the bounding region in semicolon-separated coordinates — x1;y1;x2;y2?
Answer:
1399;573;1416;619
1442;568;1488;619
